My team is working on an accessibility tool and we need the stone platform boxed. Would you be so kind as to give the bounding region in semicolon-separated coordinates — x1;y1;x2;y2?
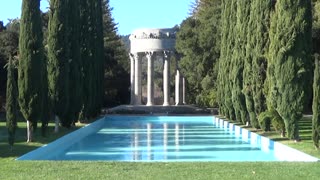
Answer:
106;105;217;115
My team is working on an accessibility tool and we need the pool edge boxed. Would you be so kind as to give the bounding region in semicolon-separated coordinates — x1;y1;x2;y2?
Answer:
215;117;319;162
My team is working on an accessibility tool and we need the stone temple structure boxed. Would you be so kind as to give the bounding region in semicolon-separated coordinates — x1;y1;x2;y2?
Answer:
129;28;185;106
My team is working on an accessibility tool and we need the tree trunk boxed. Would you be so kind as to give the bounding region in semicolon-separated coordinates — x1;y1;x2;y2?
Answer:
26;120;33;142
54;115;60;133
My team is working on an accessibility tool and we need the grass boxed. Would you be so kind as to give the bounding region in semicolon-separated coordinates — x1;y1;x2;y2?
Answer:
1;117;320;180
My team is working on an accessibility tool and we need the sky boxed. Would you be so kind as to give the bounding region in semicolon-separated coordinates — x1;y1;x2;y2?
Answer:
0;0;194;35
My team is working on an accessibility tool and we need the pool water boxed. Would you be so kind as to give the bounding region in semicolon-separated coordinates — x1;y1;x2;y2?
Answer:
17;116;318;161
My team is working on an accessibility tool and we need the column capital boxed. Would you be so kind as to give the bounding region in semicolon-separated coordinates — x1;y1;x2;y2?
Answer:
129;53;135;61
163;51;172;59
131;52;142;60
146;51;155;59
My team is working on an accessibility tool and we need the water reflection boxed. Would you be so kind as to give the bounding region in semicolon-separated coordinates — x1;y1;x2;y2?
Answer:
163;123;168;160
59;117;277;161
128;122;186;161
175;123;180;153
133;129;139;160
147;123;152;160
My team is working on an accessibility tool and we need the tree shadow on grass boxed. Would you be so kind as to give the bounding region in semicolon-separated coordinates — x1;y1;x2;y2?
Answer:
299;135;312;141
271;137;289;142
0;143;41;158
0;123;82;159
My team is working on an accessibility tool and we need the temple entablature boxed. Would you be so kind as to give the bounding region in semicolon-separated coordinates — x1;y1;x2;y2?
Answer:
129;28;177;53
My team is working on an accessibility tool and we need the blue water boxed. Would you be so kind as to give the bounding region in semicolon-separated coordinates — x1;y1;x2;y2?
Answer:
46;116;279;161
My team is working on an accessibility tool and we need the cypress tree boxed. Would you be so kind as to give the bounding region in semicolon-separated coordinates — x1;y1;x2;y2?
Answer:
252;1;272;128
230;0;250;124
217;0;229;116
268;0;313;140
93;0;105;116
63;0;82;127
6;56;17;148
79;0;89;120
80;0;95;119
47;0;70;130
313;57;320;149
40;54;50;136
244;0;272;129
243;1;258;128
80;0;104;119
18;0;45;142
223;0;237;120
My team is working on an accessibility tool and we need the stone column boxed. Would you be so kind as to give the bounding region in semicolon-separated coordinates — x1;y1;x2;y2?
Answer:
174;69;180;106
130;54;135;105
146;52;155;106
182;76;186;104
134;53;142;105
163;51;170;106
175;69;183;106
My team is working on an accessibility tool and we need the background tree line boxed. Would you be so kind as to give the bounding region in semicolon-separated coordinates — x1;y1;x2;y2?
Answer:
1;0;129;146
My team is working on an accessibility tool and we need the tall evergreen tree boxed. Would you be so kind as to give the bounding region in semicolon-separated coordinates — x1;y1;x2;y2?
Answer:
221;0;237;120
243;0;272;129
18;0;45;142
0;23;19;111
230;0;251;124
268;0;313;140
63;0;82;127
47;0;70;130
6;56;17;148
40;53;50;136
313;56;320;149
217;0;229;116
93;0;105;116
79;0;91;120
252;0;272;129
80;0;104;119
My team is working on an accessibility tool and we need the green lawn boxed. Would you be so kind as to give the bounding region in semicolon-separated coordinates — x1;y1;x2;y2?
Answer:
1;117;320;180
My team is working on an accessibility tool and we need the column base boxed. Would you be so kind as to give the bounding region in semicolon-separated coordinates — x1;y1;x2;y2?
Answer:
163;102;170;106
146;102;153;106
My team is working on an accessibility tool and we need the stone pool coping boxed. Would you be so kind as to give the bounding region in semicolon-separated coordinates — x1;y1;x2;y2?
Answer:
215;117;319;162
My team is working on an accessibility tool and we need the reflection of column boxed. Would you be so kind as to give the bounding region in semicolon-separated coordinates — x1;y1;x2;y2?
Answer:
147;123;152;160
163;123;168;160
182;125;185;144
134;130;139;160
175;123;180;152
130;54;135;105
134;53;142;105
163;51;170;106
146;52;155;106
182;76;186;105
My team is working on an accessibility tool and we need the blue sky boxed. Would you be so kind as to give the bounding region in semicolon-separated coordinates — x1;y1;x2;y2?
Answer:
0;0;193;35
